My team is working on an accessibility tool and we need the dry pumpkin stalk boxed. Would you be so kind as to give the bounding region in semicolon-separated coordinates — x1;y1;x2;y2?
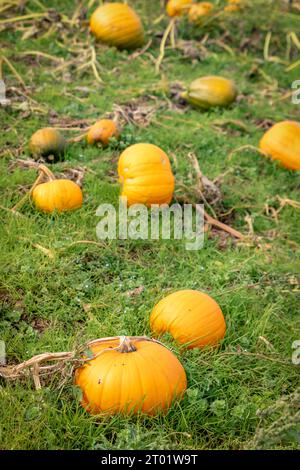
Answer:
112;98;162;128
0;336;168;390
125;286;145;297
228;144;269;161
155;17;177;74
187;152;221;206
59;167;85;188
265;196;300;223
10;164;53;213
176;39;208;61
176;153;244;240
175;193;244;240
10;159;87;188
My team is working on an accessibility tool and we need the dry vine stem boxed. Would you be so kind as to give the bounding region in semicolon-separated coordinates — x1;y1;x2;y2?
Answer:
11;164;55;213
0;54;26;89
155;18;176;74
228;144;269;161
0;336;168;389
175;194;244;240
177;154;244;240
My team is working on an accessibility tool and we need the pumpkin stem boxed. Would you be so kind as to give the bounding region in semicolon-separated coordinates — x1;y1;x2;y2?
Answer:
11;164;55;213
38;164;55;181
117;336;137;353
180;91;188;101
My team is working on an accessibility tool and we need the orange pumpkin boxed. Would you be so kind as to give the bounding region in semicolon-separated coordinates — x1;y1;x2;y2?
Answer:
29;128;66;163
32;174;83;213
90;3;144;50
166;0;193;17
118;143;175;207
150;289;226;349
75;336;187;415
182;76;238;109
259;120;300;171
224;0;241;12
87;119;119;146
188;2;214;22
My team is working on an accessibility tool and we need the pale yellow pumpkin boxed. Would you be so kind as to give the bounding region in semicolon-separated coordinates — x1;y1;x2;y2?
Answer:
182;76;238;109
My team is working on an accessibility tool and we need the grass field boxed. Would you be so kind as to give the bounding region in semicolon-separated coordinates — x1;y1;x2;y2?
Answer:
0;0;300;450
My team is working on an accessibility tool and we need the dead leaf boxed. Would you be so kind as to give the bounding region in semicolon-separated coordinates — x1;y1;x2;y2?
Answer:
83;304;92;313
125;286;145;297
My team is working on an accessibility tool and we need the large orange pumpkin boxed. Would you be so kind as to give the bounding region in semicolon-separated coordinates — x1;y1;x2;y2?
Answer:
90;3;144;50
150;290;226;349
181;76;238;109
75;336;187;415
118;143;175;206
166;0;193;17
87;119;119;146
32;167;83;213
259;120;300;171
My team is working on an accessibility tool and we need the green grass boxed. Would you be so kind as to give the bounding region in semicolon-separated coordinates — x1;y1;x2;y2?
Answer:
0;0;300;450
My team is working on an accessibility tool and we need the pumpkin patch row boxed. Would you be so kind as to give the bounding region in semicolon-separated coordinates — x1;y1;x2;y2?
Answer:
5;1;299;422
88;0;242;46
85;1;300;171
26;114;300;215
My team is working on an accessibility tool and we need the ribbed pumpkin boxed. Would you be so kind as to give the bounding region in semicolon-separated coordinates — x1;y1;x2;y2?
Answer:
188;2;214;22
29;128;66;163
87;119;119;146
32;166;83;213
118;143;175;207
90;3;144;50
75;336;187;415
150;290;226;349
181;76;238;109
166;0;193;17
259;121;300;171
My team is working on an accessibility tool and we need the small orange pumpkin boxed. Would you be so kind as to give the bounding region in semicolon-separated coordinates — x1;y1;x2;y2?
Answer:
150;289;226;349
90;3;144;50
224;0;241;12
75;336;187;415
166;0;193;17
181;76;238;109
87;119;119;146
259;120;300;170
118;143;175;207
188;2;214;22
31;166;83;213
29;128;66;163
